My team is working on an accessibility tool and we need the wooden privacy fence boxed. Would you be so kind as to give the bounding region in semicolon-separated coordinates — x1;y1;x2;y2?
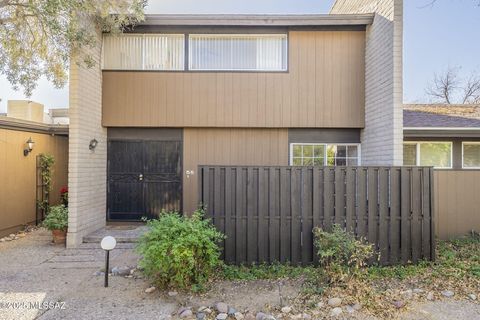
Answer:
198;166;435;266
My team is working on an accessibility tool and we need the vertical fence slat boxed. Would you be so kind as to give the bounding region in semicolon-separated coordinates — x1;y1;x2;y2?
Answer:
345;167;355;233
357;168;367;239
334;168;346;227
324;168;334;230
401;168;412;264
378;168;389;265
235;167;246;264
367;168;379;253
390;168;401;264
224;167;235;264
312;168;323;264
269;168;280;262
258;168;268;263
291;168;302;265
246;167;257;264
411;168;422;263
214;167;224;259
302;167;313;264
421;168;432;260
280;167;291;263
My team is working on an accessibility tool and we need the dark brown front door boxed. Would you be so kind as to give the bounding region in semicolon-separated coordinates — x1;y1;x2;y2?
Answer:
107;140;182;220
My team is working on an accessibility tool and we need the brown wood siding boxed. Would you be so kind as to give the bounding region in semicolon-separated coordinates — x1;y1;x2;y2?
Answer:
183;128;288;212
0;129;68;237
435;170;480;240
102;31;365;128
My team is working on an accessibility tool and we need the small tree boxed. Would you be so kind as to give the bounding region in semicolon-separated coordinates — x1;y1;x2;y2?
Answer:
426;66;480;104
0;0;146;96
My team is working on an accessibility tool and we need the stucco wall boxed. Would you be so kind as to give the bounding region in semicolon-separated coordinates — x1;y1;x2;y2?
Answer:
331;0;403;165
67;25;107;247
0;128;68;237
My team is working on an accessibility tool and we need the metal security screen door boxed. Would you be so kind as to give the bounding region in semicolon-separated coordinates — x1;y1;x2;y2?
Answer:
107;140;182;220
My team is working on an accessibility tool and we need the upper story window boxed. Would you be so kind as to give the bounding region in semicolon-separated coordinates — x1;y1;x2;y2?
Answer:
102;34;185;70
290;143;360;166
403;142;452;169
188;34;287;71
462;142;480;169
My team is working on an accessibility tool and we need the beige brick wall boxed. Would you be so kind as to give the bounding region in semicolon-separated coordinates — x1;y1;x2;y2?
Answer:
67;26;107;247
331;0;403;165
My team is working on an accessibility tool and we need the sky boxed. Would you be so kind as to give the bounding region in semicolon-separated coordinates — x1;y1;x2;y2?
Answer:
0;0;479;112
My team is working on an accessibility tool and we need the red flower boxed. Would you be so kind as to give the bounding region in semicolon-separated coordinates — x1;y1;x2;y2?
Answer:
60;186;68;195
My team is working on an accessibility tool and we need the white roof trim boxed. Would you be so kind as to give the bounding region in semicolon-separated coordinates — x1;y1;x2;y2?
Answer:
404;127;480;131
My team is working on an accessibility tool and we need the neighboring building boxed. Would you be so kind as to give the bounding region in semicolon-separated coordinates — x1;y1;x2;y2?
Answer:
6;100;69;125
47;108;70;125
67;1;404;246
403;104;480;169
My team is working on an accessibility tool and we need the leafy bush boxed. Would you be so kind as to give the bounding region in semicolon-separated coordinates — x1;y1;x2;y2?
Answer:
314;225;373;282
137;209;225;290
42;205;68;231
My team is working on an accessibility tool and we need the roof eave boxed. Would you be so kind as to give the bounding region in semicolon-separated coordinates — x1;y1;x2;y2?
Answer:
141;14;374;26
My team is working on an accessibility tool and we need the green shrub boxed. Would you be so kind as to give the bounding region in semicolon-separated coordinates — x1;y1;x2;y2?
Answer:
136;209;225;290
313;225;373;282
42;205;68;231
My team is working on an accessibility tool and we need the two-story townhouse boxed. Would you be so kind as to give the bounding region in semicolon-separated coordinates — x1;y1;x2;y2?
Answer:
66;0;403;247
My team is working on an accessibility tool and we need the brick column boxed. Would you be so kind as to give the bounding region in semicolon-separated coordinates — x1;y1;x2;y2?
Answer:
67;27;107;247
331;0;403;165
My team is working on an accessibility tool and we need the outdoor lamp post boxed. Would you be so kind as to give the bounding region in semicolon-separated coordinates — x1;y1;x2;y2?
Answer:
100;236;117;287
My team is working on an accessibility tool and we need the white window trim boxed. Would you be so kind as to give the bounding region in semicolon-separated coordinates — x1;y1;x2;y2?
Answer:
289;143;362;166
188;34;288;72
403;141;453;169
462;141;480;169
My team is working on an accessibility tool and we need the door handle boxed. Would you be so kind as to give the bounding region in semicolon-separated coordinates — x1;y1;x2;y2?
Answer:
139;174;143;181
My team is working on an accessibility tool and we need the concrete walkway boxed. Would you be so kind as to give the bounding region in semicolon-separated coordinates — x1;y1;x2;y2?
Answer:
83;224;148;243
0;229;175;320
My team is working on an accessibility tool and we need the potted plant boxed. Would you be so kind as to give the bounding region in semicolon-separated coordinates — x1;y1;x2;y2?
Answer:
43;205;68;244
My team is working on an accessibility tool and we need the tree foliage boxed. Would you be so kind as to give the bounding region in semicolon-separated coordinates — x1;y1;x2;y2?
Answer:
0;0;146;96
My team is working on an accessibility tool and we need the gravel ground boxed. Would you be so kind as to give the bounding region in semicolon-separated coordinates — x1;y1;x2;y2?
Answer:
0;229;478;320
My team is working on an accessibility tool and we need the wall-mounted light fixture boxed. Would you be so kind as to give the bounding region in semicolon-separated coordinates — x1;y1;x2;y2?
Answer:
23;137;35;156
89;138;98;151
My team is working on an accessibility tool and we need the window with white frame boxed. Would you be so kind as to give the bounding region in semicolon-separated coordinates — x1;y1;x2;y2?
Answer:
189;34;287;71
102;34;185;70
290;143;360;166
403;142;452;168
462;142;480;169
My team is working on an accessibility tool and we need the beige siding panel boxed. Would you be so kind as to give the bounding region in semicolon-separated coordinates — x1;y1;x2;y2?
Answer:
183;128;288;213
103;31;366;128
0;129;68;237
435;170;480;240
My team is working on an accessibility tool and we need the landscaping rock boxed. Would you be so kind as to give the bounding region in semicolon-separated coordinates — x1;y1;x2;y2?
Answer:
352;303;362;311
216;302;229;314
216;313;228;320
179;308;193;318
302;313;311;319
427;292;435;301
198;307;212;314
244;312;256;320
93;271;104;276
290;314;302;320
196;312;206;320
256;312;267;320
316;302;324;309
145;286;156;293
413;288;424;294
401;289;413;299
393;300;406;309
228;307;237;315
111;266;131;276
468;294;477;300
234;312;245;320
281;306;292;314
345;305;355;313
168;291;178;297
330;308;342;317
327;298;342;307
441;290;455;298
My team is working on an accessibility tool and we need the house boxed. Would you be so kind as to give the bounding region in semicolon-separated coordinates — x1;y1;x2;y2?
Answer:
403;104;480;169
66;1;404;247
